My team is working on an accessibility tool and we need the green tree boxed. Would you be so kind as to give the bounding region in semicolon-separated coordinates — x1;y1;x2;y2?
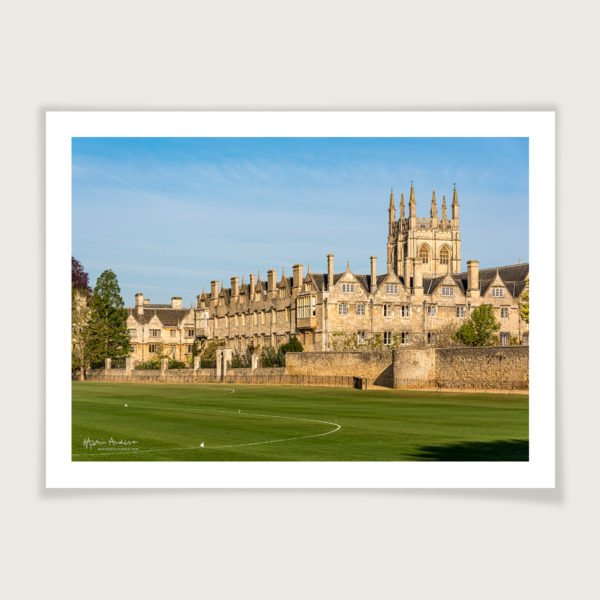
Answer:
260;346;283;368
453;304;500;347
86;270;132;366
519;279;529;324
279;335;303;354
200;339;225;368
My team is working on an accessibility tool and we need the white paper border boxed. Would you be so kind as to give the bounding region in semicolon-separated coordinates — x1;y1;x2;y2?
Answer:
46;111;554;488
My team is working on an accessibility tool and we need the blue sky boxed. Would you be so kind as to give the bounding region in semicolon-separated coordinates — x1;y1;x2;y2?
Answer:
72;137;529;306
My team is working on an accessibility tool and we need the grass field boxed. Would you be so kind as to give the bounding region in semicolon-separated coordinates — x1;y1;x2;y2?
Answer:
72;382;529;461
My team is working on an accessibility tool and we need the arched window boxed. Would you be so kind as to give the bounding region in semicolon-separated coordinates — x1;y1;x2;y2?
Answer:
418;245;430;264
440;246;451;265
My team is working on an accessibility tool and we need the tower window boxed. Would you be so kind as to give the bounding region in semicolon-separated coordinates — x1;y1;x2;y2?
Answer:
440;246;450;265
418;245;430;264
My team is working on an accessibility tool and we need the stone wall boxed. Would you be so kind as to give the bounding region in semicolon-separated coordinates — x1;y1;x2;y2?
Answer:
285;350;394;387
392;348;436;387
435;346;529;390
82;347;528;391
284;347;528;391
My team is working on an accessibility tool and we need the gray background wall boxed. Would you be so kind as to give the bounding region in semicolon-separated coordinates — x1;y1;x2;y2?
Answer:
3;2;595;599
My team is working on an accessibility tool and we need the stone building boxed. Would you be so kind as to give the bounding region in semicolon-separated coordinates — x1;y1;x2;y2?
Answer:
126;295;196;362
126;185;529;360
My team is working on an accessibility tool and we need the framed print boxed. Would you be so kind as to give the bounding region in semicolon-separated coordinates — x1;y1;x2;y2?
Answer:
46;111;554;488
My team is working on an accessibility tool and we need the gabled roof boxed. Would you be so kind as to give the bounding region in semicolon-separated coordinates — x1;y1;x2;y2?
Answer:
310;273;326;291
423;276;445;295
277;277;292;289
127;307;193;326
452;262;529;297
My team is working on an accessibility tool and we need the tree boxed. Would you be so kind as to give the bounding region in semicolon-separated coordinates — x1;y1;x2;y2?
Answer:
86;270;132;366
279;335;303;354
200;339;225;368
453;304;500;347
519;279;529;324
71;258;92;380
72;256;91;295
72;287;92;380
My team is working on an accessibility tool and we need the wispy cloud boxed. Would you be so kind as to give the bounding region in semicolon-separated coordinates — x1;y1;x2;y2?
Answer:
73;137;528;304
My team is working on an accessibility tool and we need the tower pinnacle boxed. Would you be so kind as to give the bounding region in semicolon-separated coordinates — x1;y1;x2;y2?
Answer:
451;184;459;222
388;188;396;234
430;190;438;219
409;182;416;218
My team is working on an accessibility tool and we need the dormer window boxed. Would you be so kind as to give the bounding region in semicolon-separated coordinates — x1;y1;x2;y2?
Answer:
342;283;355;293
386;284;398;294
492;287;504;297
441;286;454;296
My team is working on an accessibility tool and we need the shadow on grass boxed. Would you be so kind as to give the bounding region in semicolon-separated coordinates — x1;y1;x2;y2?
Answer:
414;439;529;461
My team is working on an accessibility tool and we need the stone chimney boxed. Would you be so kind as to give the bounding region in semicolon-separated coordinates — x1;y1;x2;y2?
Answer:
413;259;423;298
467;260;480;299
143;298;150;305
231;276;239;299
171;296;182;309
370;256;377;293
292;264;303;293
135;293;144;316
267;269;277;298
327;254;334;291
211;280;219;301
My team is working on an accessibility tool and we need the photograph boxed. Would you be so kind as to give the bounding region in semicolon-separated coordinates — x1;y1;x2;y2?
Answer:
70;132;529;462
45;111;553;487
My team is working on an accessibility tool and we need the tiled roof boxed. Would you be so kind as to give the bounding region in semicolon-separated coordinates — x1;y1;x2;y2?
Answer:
453;263;529;297
127;307;193;326
423;276;445;295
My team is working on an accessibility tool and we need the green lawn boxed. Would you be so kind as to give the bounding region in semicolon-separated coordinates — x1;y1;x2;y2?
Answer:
72;382;529;461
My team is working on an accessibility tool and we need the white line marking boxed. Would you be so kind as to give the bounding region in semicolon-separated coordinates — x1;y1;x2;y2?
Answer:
72;400;341;457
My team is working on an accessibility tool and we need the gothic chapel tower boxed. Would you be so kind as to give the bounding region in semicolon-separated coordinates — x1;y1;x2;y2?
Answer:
387;183;461;279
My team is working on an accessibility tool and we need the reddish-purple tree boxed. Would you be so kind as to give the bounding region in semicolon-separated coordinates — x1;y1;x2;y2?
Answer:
72;257;91;294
